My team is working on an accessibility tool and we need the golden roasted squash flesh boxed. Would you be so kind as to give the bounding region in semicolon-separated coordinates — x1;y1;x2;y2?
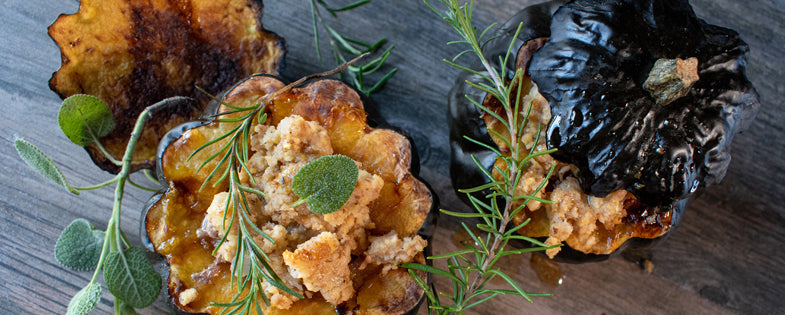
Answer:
48;0;285;172
480;42;672;257
145;76;431;314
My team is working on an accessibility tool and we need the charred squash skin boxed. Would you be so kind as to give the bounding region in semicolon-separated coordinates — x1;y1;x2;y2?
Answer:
448;0;758;262
143;75;435;314
48;0;286;173
529;0;760;210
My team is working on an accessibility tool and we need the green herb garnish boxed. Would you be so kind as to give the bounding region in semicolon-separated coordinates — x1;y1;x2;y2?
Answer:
16;96;167;315
54;219;105;271
103;247;162;308
14;137;78;194
188;56;368;314
401;1;559;313
66;282;102;315
310;0;397;95
58;94;115;147
292;154;359;214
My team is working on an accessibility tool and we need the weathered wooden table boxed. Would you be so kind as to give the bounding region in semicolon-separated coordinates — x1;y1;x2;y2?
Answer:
2;0;783;314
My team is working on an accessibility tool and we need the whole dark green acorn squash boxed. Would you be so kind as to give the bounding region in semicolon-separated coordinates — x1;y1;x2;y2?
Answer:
449;0;759;261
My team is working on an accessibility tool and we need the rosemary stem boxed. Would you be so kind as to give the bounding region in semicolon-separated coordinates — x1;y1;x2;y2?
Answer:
461;106;520;304
312;0;346;67
458;3;522;301
462;175;517;303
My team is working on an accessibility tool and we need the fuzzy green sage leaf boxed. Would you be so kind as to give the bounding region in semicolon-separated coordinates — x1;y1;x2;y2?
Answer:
55;219;105;271
58;94;115;146
103;246;162;309
14;138;78;194
116;298;139;315
66;282;102;315
292;154;359;214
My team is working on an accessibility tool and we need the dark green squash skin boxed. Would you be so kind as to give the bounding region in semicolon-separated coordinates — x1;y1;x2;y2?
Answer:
450;0;632;263
448;0;626;263
141;74;437;314
448;0;758;262
530;0;761;210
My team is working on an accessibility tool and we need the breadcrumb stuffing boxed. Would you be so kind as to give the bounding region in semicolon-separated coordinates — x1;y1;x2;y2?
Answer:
544;177;628;257
195;115;426;310
500;82;643;257
203;192;236;263
282;232;353;305
366;231;427;274
179;288;198;306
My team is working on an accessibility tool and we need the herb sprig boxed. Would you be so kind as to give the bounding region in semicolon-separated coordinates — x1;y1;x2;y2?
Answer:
402;1;558;313
310;0;397;95
15;94;171;315
16;58;367;315
189;56;367;314
18;3;390;314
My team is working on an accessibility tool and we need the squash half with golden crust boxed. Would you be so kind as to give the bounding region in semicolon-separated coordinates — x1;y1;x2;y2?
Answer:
143;75;434;314
48;0;285;173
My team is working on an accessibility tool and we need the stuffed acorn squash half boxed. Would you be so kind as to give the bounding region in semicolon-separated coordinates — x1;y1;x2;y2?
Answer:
144;75;435;314
449;0;759;262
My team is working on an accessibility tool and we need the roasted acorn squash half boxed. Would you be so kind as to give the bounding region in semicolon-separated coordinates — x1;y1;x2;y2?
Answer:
449;0;759;262
143;74;435;314
48;0;285;173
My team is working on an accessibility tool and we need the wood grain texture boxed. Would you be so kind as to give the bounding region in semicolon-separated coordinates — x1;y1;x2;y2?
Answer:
1;0;783;314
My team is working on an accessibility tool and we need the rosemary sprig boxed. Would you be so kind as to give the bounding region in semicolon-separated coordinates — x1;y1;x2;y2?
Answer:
310;0;397;95
402;1;559;313
188;55;368;314
191;94;304;314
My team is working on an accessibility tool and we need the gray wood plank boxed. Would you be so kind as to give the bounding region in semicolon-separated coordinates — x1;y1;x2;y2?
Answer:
1;0;783;314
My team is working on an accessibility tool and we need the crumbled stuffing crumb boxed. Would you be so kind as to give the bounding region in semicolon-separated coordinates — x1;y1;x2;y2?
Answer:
366;231;427;274
179;288;198;306
282;232;353;305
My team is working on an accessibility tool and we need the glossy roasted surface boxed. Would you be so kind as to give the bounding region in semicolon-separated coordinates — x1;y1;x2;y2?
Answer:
528;0;759;209
48;0;285;172
145;76;430;314
2;0;784;314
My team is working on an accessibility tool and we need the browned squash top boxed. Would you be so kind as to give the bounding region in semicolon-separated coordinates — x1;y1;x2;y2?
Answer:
49;0;285;172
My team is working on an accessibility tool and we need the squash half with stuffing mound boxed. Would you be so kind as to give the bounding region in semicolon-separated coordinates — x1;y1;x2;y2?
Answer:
449;0;759;262
143;75;435;314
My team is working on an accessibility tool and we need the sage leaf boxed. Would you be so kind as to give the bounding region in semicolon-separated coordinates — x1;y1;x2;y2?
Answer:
292;155;359;214
58;94;115;146
55;219;105;270
14;138;78;194
66;282;102;315
116;299;138;315
103;246;162;309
